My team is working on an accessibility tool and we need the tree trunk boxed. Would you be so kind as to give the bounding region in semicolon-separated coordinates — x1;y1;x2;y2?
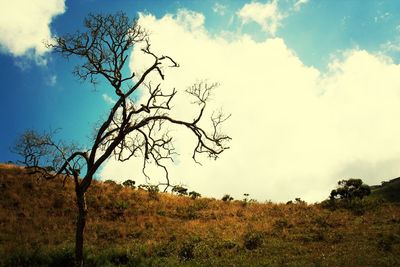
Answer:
75;187;87;267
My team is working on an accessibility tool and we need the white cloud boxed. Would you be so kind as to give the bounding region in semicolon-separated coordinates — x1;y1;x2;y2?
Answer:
237;0;284;35
381;40;400;52
100;10;400;203
213;3;227;16
0;0;65;57
102;93;116;105
294;0;309;11
46;75;57;86
374;12;390;23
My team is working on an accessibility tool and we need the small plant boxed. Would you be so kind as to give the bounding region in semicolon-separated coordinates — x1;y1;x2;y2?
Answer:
176;205;199;220
241;193;256;206
222;194;234;202
243;231;264;250
122;179;136;189
179;236;201;261
242;193;249;205
139;184;160;200
377;233;400;252
172;185;188;196
189;191;201;199
274;218;289;230
179;242;195;261
294;197;306;205
287;198;306;205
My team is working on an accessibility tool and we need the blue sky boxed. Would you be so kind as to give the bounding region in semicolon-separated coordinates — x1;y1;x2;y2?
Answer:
2;0;400;201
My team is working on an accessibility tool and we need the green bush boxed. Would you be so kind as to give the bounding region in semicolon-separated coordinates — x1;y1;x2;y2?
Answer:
138;184;159;200
243;231;264;250
330;178;371;201
122;179;136;189
172;185;188;196
273;218;289;230
189;191;201;199
179;236;201;261
222;194;234;202
321;197;374;215
377;233;400;252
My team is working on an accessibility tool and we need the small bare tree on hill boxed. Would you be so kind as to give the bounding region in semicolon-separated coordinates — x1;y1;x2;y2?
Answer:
14;12;230;267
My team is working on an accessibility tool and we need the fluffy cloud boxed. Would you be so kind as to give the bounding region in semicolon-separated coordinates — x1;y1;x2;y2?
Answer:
100;10;400;203
102;93;116;105
46;75;57;86
238;0;284;35
0;0;65;57
213;3;227;16
294;0;309;11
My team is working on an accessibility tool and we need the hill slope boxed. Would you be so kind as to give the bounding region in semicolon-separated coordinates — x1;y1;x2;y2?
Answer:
370;177;400;202
1;164;400;266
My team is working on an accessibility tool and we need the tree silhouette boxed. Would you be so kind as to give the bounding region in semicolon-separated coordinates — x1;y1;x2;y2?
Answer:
14;12;230;267
330;178;371;201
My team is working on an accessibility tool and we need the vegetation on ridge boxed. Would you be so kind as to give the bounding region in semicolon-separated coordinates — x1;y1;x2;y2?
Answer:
1;164;400;266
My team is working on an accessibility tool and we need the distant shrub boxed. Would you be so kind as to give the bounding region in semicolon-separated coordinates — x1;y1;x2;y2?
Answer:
189;191;201;199
122;179;136;189
243;231;264;250
322;179;372;215
240;193;257;207
179;242;195;261
176;205;199;220
138;184;159;200
330;178;371;201
287;198;307;205
274;218;289;229
222;194;234;202
377;233;400;252
321;197;373;215
172;185;188;196
295;197;306;204
179;236;201;261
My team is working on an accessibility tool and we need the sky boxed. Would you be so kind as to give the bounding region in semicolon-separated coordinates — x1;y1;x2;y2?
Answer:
1;0;400;203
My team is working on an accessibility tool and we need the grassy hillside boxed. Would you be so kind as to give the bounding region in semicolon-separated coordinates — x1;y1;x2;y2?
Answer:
370;177;400;203
1;164;400;266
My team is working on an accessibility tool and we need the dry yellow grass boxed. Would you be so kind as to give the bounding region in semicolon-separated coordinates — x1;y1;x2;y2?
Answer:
1;163;400;266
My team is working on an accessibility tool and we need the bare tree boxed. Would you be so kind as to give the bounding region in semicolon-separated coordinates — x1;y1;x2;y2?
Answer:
14;12;230;267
